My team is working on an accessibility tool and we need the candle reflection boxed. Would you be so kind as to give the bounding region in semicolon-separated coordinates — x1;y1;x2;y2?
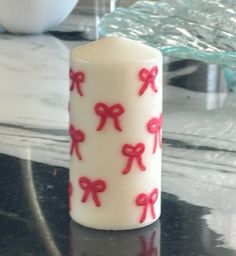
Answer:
138;230;158;256
70;221;161;256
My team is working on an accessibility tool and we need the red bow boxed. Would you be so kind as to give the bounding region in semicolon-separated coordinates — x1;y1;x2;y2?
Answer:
122;143;146;175
69;124;85;160
139;231;158;256
147;114;162;154
68;182;73;211
69;68;85;96
138;66;158;96
94;103;125;131
79;177;106;207
136;188;159;223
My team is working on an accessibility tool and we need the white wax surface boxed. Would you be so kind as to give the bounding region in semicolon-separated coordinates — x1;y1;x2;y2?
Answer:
69;37;163;230
71;37;162;63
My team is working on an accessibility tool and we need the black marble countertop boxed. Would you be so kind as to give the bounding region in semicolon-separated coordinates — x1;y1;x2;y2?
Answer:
1;153;235;256
0;0;236;255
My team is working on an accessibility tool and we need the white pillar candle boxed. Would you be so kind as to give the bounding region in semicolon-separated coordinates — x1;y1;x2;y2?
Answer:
69;37;163;230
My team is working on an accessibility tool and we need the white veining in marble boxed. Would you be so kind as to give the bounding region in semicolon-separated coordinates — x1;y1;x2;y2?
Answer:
0;31;236;249
0;34;69;129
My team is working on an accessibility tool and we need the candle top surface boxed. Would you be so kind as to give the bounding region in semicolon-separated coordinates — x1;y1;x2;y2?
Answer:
71;37;162;63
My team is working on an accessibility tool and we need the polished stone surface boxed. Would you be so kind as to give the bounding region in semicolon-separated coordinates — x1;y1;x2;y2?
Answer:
0;0;236;255
1;153;236;256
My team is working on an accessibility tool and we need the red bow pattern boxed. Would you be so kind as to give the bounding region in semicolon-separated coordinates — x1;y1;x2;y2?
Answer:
69;64;162;224
69;124;85;160
147;114;162;154
94;103;125;131
68;182;73;211
136;188;159;223
139;231;158;256
79;177;106;207
138;66;158;96
122;143;146;175
70;68;85;96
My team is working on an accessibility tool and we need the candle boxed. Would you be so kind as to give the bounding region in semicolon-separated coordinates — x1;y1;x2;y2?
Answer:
69;37;163;230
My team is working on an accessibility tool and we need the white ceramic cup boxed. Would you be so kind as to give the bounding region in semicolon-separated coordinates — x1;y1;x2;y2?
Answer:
0;0;79;34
